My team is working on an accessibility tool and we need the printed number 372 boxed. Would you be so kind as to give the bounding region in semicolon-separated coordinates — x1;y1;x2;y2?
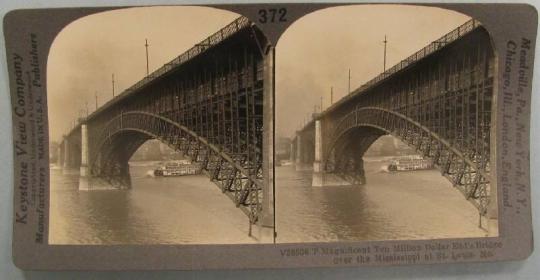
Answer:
258;8;287;23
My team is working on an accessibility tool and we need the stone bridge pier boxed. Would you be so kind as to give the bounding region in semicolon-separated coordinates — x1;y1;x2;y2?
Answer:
293;130;314;172
290;115;361;187
58;122;131;191
311;116;358;187
58;135;81;173
290;19;499;234
54;16;275;240
78;123;132;191
79;123;90;190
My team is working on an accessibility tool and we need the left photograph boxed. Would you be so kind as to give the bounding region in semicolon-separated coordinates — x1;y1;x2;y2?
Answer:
48;6;274;244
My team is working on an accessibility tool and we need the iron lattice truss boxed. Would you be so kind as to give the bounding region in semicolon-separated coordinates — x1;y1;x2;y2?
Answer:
95;112;264;222
56;16;271;224
293;19;496;217
328;108;490;214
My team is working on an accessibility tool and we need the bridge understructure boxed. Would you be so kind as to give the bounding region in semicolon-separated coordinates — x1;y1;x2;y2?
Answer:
57;17;274;236
291;20;498;232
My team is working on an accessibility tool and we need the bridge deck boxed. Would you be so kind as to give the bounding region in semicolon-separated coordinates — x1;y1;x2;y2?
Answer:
304;18;482;129
66;16;253;135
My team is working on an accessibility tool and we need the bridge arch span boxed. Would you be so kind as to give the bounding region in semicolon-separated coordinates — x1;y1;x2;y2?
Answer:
54;10;275;234
90;111;264;222
324;107;491;215
324;126;384;184
90;129;150;188
287;7;497;230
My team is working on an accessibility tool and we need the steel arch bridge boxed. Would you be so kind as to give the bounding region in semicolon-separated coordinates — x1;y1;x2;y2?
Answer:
291;19;497;225
94;111;265;219
58;16;274;227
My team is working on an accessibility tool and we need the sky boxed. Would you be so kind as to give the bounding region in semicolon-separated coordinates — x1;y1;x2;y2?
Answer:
275;5;470;138
47;5;471;142
47;6;239;142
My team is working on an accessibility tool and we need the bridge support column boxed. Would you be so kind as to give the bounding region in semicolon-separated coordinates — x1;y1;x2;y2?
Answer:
253;45;274;243
294;132;302;169
353;157;366;185
486;190;498;236
78;123;130;191
312;118;324;186
79;123;91;191
485;54;499;237
57;145;63;167
294;132;310;171
311;118;352;187
313;119;323;173
289;141;295;163
61;137;72;175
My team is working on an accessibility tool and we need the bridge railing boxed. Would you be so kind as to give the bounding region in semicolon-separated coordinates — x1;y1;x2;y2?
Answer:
357;19;479;93
313;18;482;126
86;16;252;121
93;111;265;223
129;16;251;94
326;107;490;215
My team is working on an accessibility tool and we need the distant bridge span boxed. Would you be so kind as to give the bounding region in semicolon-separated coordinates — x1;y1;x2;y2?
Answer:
291;19;497;228
58;16;274;228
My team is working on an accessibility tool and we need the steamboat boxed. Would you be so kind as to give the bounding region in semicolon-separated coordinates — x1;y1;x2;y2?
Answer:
153;161;201;177
387;155;434;172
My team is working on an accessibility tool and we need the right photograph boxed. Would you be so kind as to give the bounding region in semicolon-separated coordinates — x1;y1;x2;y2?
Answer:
275;4;498;243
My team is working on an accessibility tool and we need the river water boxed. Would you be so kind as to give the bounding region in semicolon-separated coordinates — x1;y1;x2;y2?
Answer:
49;158;486;245
49;162;254;244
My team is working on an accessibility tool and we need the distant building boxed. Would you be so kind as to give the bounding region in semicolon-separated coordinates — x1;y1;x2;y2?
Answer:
49;141;60;162
276;137;291;161
364;135;416;156
130;139;185;161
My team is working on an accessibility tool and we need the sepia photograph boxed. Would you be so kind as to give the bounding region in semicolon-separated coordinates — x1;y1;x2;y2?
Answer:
4;1;536;271
275;4;498;242
47;6;274;245
47;4;499;246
